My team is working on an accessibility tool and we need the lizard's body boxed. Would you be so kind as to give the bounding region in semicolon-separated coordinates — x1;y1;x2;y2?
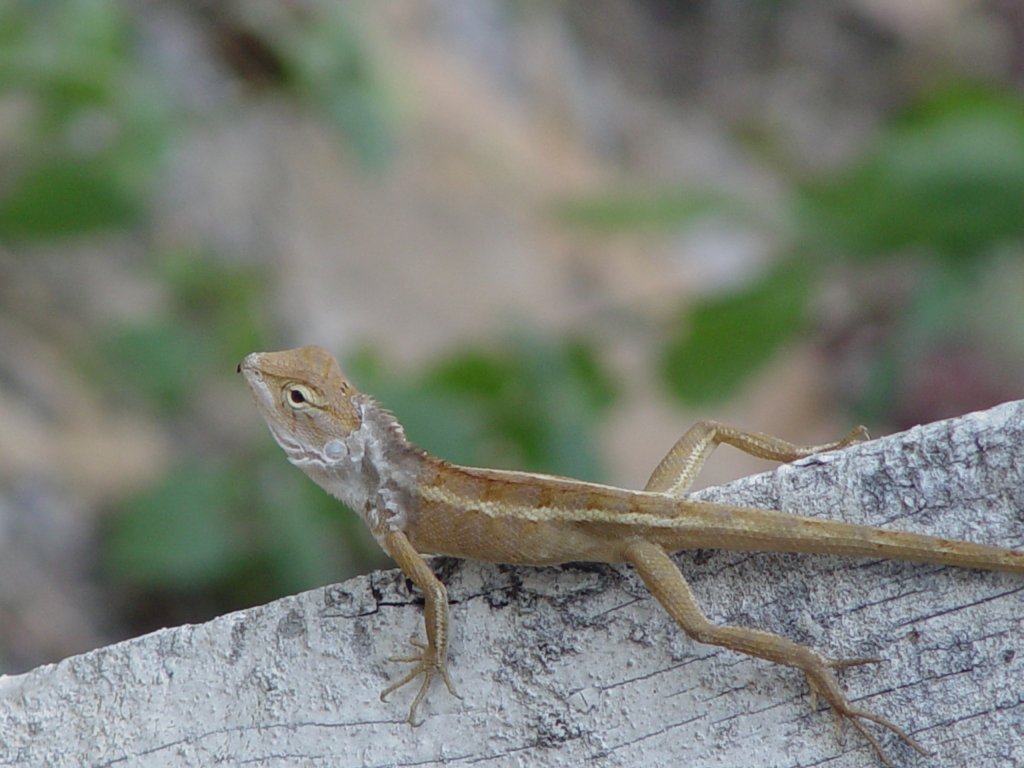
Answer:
280;389;1023;571
240;345;1024;765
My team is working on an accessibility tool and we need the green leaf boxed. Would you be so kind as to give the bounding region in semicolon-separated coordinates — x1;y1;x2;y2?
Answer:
801;86;1024;259
97;321;213;411
345;346;493;467
564;339;618;414
106;464;243;590
279;5;394;168
378;389;490;468
660;264;809;405
426;336;618;480
156;249;272;361
508;336;618;479
252;468;353;594
347;336;618;481
0;161;140;238
555;187;754;233
425;351;511;398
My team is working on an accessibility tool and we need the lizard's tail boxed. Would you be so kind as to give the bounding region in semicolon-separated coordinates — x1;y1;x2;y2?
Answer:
668;501;1024;574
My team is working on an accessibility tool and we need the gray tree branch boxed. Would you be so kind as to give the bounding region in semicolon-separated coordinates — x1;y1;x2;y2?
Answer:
2;401;1023;767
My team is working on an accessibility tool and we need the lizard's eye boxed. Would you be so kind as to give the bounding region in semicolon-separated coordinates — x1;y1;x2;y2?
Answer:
284;384;316;409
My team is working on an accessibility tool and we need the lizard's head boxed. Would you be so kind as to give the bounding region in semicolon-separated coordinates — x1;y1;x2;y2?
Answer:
238;346;363;463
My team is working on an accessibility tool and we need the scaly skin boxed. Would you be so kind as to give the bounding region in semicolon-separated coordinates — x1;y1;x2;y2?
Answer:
239;345;1024;765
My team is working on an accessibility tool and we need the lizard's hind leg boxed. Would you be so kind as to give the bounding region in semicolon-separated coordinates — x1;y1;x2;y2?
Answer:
644;421;868;497
622;539;927;766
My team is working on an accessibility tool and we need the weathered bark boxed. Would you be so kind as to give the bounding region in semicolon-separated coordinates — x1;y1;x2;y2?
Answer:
2;401;1023;767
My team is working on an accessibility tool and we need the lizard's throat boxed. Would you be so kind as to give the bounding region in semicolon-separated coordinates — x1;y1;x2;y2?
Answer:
286;398;424;532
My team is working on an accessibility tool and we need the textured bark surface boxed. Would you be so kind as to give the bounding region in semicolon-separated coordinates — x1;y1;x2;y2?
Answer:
2;401;1023;767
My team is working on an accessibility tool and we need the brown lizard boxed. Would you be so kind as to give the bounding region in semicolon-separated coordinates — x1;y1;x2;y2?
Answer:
239;345;1024;765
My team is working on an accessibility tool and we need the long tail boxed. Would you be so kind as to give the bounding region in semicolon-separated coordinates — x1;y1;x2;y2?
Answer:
668;501;1024;574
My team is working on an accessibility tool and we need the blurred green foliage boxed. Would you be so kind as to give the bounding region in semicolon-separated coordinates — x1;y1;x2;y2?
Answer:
0;0;168;238
349;335;618;481
0;0;392;243
0;161;141;238
0;1;395;617
660;263;809;404
274;3;395;168
560;84;1024;420
800;85;1024;422
107;463;247;591
95;251;272;411
556;187;760;233
801;86;1024;261
107;450;381;602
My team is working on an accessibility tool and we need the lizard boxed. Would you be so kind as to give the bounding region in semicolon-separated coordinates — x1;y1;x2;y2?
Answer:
238;344;1024;765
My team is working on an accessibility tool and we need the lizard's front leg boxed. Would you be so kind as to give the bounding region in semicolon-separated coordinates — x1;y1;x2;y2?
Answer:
644;420;868;496
622;539;927;766
379;529;459;724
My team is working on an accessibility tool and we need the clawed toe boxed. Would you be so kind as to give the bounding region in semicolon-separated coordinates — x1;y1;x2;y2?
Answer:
379;637;459;724
836;704;930;767
806;660;927;765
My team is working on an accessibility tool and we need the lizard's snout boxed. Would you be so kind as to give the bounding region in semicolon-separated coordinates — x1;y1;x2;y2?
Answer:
237;353;262;378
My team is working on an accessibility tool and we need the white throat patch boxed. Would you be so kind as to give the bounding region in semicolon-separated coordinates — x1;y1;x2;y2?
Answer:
291;398;420;537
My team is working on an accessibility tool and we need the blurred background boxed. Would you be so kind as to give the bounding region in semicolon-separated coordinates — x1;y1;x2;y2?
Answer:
1;0;1023;674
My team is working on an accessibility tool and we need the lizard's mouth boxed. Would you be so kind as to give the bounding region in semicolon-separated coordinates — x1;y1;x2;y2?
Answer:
237;353;261;379
266;424;328;467
266;425;306;458
238;362;277;413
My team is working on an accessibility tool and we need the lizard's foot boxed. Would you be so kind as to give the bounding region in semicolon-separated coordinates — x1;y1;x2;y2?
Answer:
809;656;882;710
837;425;871;447
806;665;929;767
380;638;459;725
